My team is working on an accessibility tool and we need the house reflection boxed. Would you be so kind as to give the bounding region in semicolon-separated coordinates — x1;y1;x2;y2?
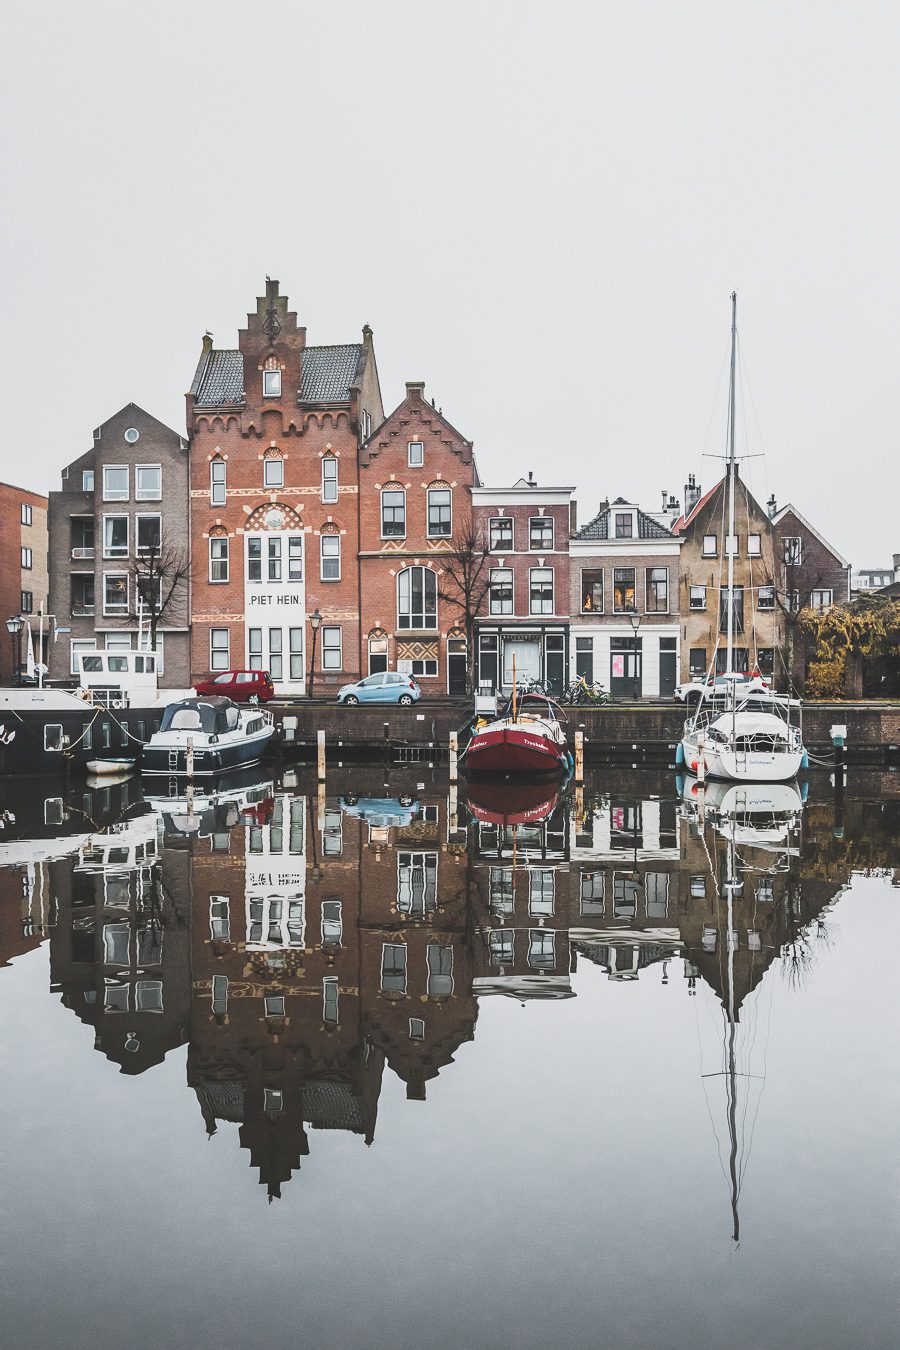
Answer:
4;766;895;1201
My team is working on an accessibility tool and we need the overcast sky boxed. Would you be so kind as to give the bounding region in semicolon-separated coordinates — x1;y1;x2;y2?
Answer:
2;1;896;564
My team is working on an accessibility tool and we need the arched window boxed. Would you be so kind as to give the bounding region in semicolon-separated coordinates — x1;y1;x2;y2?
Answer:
397;567;437;630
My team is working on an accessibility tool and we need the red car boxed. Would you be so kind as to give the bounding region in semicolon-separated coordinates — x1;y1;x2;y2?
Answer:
194;670;276;703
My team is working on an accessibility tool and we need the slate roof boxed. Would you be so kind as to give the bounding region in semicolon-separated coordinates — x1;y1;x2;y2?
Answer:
192;343;364;407
300;344;363;403
194;350;244;407
574;503;674;541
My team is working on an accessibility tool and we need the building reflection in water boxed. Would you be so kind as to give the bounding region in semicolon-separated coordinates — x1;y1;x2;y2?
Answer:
1;766;897;1203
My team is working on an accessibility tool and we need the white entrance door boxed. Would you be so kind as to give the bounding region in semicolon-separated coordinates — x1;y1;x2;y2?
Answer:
502;637;541;686
244;529;306;693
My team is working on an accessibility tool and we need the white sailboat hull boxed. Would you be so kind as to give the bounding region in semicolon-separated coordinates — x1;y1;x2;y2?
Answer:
680;733;803;782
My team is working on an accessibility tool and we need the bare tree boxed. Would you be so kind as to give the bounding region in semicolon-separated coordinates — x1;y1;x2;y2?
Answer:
437;511;492;693
763;545;830;693
126;535;191;658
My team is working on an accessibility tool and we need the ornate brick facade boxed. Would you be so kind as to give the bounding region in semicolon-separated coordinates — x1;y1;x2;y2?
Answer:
187;280;383;695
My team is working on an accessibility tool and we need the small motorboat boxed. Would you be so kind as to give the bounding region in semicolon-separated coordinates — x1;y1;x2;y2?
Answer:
462;692;571;777
141;696;275;777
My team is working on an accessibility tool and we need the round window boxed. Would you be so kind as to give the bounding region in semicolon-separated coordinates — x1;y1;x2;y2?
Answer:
124;427;140;444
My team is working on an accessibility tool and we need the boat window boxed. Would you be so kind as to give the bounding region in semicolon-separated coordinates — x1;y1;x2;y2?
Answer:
44;724;64;752
82;655;104;672
108;656;129;673
170;709;202;731
225;706;239;730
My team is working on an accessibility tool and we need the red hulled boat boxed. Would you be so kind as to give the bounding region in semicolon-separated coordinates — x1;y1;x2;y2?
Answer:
462;693;571;777
464;778;561;825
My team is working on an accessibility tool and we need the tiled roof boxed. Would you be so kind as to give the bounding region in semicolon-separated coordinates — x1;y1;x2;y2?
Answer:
194;350;244;407
671;481;719;534
574;504;673;541
300;344;363;403
193;343;364;407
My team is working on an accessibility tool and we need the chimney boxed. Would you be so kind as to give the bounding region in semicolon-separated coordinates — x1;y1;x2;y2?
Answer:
405;381;425;402
684;474;701;517
527;471;536;486
767;493;777;520
201;332;213;356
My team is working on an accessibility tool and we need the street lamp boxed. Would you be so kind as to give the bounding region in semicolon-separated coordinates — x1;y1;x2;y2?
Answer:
5;615;24;686
628;610;643;700
307;608;322;699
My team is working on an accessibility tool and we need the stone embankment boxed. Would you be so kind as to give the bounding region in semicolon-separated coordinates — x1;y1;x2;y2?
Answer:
270;700;900;765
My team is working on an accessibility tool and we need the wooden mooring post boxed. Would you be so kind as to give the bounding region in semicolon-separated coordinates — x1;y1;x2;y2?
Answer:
574;729;584;783
317;729;326;782
449;730;458;783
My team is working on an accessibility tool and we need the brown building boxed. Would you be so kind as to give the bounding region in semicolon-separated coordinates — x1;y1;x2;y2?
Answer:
0;480;49;682
472;477;575;695
770;500;852;687
186;279;383;696
47;404;190;687
672;469;782;682
358;382;478;695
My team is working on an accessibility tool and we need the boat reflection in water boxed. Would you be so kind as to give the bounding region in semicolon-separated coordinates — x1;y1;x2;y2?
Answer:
678;771;806;1243
0;763;891;1214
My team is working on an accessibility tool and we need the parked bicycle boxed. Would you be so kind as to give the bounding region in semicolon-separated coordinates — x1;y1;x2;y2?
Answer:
511;675;548;697
560;676;613;706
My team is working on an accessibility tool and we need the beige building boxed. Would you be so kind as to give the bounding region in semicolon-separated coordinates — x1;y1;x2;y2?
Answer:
672;470;783;682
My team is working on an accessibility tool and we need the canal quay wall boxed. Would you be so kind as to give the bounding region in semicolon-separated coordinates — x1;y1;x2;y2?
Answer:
271;700;900;765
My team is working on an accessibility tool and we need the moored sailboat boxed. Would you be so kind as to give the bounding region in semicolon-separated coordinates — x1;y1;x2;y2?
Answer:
679;294;805;783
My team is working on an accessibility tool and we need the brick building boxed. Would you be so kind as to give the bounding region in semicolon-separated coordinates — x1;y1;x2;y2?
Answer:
569;498;683;698
768;499;851;687
187;280;383;696
0;480;48;682
472;477;575;695
358;381;478;694
672;469;783;682
47;404;190;686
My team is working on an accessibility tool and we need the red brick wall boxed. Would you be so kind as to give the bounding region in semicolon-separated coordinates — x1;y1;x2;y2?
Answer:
358;384;476;692
0;482;48;682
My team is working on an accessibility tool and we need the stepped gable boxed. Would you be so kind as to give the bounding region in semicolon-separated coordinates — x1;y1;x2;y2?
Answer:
360;380;473;468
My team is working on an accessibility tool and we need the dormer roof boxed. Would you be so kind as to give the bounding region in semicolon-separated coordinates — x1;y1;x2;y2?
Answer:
574;502;673;541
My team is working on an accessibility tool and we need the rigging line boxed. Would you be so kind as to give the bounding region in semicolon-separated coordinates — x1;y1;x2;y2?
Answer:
739;971;776;1190
699;339;732;464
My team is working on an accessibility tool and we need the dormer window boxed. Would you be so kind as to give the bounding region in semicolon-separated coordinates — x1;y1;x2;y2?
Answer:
263;369;282;397
614;512;633;539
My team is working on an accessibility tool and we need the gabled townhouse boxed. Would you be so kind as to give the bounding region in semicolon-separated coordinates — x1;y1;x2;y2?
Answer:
769;499;851;611
472;476;575;695
852;560;899;595
0;479;48;681
569;498;683;698
186;279;383;696
47;404;190;686
671;468;782;682
358;381;478;694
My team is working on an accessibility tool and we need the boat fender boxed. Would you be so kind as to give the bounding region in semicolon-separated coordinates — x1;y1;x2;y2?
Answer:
800;750;809;770
675;742;685;767
675;773;684;795
801;780;809;802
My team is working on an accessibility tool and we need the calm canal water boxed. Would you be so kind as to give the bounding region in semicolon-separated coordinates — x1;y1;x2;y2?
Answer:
0;765;897;1350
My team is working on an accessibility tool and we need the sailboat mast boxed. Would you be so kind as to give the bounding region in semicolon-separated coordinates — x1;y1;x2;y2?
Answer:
725;291;737;678
726;827;740;1244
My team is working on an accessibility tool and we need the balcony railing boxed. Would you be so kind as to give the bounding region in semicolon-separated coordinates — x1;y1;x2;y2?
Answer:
71;547;95;560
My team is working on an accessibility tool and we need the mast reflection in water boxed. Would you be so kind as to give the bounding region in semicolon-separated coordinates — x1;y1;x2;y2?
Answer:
0;764;897;1348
